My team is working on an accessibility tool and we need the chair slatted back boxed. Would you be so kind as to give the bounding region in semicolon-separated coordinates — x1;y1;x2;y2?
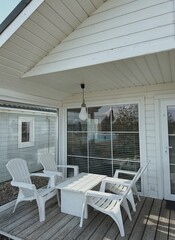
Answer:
6;158;32;184
120;164;147;204
39;153;57;172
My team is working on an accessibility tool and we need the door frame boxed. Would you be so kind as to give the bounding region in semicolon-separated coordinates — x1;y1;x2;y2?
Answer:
160;99;175;200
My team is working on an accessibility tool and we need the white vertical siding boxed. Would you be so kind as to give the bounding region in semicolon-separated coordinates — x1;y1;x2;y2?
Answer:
145;97;158;198
24;0;175;77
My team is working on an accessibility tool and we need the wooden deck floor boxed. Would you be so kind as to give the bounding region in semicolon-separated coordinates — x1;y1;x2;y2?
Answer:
0;196;175;240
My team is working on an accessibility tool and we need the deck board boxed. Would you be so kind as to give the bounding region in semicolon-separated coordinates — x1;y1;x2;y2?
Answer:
169;209;175;240
0;197;175;240
142;198;162;240
155;200;170;240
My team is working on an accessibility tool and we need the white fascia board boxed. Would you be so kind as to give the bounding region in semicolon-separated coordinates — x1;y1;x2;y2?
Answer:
0;0;44;47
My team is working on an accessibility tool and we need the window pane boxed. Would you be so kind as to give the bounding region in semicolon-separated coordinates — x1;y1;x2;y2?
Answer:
89;132;111;158
89;158;112;176
113;133;140;159
67;132;87;156
67;109;87;131
112;104;139;131
170;165;175;194
88;106;111;131
68;156;88;173
22;122;30;142
168;106;175;134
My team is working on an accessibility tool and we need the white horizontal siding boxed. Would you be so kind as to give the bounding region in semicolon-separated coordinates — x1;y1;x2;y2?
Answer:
24;0;175;77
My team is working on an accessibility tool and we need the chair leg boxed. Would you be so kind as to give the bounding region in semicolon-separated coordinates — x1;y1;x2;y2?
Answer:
13;192;23;213
36;197;45;222
127;190;136;212
132;185;141;201
122;198;132;221
13;199;20;213
111;210;125;237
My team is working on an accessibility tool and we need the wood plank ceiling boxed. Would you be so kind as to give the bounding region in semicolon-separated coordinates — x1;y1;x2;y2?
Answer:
0;0;175;103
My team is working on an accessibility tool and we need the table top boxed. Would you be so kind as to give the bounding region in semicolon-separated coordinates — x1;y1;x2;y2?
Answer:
55;172;106;193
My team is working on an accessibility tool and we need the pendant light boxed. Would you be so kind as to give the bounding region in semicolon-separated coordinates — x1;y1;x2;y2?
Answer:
79;83;88;121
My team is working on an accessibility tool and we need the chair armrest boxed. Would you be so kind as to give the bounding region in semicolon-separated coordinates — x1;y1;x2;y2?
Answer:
114;169;137;178
85;190;123;201
30;172;52;178
41;171;63;178
11;181;36;190
57;165;79;176
100;177;130;192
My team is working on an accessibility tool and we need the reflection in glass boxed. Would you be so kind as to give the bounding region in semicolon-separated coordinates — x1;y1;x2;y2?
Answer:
67;156;88;174
168;106;175;194
112;104;138;131
22;122;30;142
170;165;175;194
88;106;111;131
113;133;139;159
89;158;112;176
169;136;175;164
89;132;111;158
168;106;175;134
67;132;87;156
67;109;87;131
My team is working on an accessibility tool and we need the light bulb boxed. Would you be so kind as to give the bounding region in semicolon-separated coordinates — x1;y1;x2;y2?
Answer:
79;106;88;121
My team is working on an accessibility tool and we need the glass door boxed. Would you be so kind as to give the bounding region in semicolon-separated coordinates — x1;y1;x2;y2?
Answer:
162;101;175;200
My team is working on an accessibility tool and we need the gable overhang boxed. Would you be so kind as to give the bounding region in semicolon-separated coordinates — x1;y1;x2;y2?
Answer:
22;0;175;79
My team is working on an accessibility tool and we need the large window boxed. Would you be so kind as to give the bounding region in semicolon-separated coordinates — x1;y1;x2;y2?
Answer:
67;104;140;179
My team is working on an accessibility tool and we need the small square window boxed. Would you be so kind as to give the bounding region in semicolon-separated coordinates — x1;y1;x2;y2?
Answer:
18;117;34;148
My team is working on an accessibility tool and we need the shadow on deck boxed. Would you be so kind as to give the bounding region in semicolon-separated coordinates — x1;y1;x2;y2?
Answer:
0;196;175;240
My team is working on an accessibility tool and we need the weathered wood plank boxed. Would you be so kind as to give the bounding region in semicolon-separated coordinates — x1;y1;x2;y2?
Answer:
0;197;172;240
29;214;74;240
0;202;37;228
10;202;59;236
76;212;106;240
142;199;162;240
128;197;154;240
169;210;175;240
63;208;99;240
89;216;114;240
115;196;146;240
155;200;170;240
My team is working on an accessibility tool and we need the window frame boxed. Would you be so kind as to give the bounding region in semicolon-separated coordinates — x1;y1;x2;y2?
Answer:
18;116;34;148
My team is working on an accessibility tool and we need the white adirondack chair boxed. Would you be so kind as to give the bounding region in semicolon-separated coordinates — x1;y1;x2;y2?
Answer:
6;158;59;222
79;169;143;237
39;153;79;187
101;163;148;212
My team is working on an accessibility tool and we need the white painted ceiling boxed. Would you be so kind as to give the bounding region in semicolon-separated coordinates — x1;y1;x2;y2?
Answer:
0;0;175;103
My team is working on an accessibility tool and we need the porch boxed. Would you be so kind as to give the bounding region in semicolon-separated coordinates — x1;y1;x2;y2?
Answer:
0;196;174;240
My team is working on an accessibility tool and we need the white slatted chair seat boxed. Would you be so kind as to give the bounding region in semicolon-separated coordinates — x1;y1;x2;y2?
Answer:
6;158;59;222
39;153;79;187
79;170;142;237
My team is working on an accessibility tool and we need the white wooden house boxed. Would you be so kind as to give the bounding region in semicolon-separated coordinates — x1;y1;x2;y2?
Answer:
0;0;175;202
